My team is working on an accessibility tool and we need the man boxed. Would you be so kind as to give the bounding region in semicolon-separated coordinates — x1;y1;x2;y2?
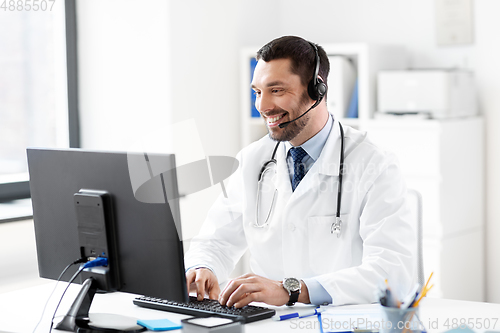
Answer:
185;36;416;308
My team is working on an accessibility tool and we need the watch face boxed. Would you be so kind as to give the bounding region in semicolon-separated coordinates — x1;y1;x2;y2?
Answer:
283;278;300;292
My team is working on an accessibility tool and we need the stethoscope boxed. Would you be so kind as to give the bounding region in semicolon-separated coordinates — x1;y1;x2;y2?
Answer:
255;122;345;238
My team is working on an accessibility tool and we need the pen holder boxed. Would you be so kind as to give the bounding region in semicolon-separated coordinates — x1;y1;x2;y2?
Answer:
380;305;423;333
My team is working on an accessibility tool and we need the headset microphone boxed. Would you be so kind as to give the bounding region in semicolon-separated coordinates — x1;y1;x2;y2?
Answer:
278;41;327;129
278;96;323;129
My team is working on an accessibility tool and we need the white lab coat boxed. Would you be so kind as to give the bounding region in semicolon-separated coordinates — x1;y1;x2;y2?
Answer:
185;120;416;305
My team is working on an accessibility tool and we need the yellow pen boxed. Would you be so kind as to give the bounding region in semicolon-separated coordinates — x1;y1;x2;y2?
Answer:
414;284;434;307
410;272;434;308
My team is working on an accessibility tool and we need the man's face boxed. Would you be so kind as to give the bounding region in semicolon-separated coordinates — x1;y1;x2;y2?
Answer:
251;58;312;142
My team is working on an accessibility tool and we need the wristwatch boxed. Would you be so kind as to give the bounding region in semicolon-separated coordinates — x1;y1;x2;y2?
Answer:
282;277;301;306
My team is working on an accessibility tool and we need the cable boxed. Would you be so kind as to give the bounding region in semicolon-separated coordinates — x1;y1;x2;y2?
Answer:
48;257;109;333
49;265;85;333
83;257;108;269
32;258;86;333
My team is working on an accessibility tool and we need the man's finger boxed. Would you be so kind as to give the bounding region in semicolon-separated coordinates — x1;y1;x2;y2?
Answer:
234;292;260;308
195;274;207;301
219;279;242;305
226;284;259;307
208;282;220;300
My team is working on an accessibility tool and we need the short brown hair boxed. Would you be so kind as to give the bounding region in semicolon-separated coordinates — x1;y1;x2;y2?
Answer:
256;36;330;90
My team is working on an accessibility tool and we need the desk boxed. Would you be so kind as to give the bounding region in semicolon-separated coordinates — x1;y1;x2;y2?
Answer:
1;282;499;333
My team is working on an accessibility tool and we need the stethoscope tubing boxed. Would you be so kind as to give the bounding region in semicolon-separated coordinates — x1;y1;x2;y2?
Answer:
257;122;345;230
337;122;345;220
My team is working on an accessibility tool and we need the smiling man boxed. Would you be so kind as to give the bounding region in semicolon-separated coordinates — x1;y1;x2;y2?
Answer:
252;56;328;146
185;36;416;308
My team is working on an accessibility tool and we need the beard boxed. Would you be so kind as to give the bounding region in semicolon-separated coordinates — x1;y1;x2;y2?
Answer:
267;91;311;142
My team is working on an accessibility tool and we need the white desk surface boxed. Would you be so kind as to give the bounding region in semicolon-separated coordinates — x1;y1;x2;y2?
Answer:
1;282;499;333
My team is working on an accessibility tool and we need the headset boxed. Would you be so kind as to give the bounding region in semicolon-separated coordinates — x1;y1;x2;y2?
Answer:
307;42;328;102
278;41;328;129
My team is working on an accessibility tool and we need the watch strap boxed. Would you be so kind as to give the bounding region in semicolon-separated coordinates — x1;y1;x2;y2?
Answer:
287;289;300;306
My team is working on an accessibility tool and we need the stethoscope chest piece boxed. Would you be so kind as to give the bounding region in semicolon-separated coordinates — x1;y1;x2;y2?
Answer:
331;216;342;238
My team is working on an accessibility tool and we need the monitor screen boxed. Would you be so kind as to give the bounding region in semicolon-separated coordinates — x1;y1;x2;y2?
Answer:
27;148;188;303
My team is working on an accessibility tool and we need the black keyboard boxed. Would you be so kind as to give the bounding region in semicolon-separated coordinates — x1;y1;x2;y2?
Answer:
133;295;276;323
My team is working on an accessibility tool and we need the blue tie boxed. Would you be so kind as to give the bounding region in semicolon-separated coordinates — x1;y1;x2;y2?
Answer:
289;147;308;191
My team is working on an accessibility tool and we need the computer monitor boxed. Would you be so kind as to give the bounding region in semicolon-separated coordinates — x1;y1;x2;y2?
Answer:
27;148;188;330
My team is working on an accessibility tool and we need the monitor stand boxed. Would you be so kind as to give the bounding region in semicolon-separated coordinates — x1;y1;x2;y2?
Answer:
55;278;145;332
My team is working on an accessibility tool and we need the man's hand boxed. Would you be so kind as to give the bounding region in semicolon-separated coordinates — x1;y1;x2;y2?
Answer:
219;273;309;308
185;268;220;301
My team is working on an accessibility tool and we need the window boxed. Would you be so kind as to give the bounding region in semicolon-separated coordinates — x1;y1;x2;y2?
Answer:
0;0;78;202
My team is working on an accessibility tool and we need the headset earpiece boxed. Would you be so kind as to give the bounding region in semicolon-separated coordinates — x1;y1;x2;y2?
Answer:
307;42;328;101
308;78;327;101
279;41;328;129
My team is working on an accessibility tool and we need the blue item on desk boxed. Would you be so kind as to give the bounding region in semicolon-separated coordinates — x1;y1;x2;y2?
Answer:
137;318;182;331
272;307;324;321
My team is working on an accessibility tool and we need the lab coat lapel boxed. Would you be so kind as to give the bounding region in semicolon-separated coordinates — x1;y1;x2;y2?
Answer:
273;143;292;195
316;119;343;177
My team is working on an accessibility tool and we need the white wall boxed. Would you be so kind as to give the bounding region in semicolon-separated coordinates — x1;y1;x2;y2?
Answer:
166;0;284;240
77;0;500;302
475;0;500;304
167;0;282;157
77;0;172;152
